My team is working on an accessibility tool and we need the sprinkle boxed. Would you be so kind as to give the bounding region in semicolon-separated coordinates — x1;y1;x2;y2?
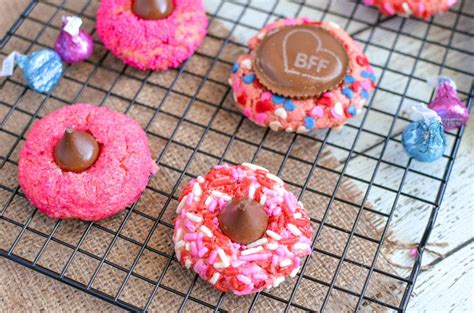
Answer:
242;73;255;84
240;253;271;261
383;2;396;15
175;240;185;249
232;63;239;73
284;193;296;212
198;247;208;257
255;100;275;113
246;238;268;248
272;95;285;104
328;21;341;29
269;121;282;131
184;258;192;269
199;225;213;237
197;176;205;183
361;70;371;78
208;249;218;264
292;242;310;251
254;273;268;280
176;196;187;214
287;224;302;236
344;75;356;84
185;194;193;205
285;127;294;133
209;272;220;285
211;190;232;201
356;55;368;66
342;88;354;99
192;183;202;197
360;89;370;100
217;248;230;268
290;268;299;277
175;228;183;241
369;73;377;82
409;247;418;258
248;184;256;199
266;173;284;185
347;105;357;116
184;220;196;232
279;259;292;267
190;241;198;256
259;194;267;206
266;242;279;250
208;199;217;213
304;116;316;129
284;99;296;111
185;212;202;223
185;243;190;251
204;197;212;207
266;230;282;240
273;276;285;287
296;126;309;134
318;96;332;106
274;107;287;119
310;106;324;118
242;163;268;172
232;260;246;267
241;246;264;256
241;59;252;70
237;274;252;285
402;2;412;15
293;212;302;219
255;113;268;124
332;102;344;117
261;92;272;101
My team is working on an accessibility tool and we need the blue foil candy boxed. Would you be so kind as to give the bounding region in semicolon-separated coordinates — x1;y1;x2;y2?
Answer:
1;49;63;93
402;104;446;162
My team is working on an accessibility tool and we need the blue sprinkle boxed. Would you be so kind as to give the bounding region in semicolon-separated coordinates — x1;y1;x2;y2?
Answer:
342;88;354;99
360;89;370;99
369;73;377;82
242;73;255;84
304;116;316;129
361;70;370;78
347;105;357;116
272;95;285;104
232;63;239;73
344;75;356;84
284;99;296;111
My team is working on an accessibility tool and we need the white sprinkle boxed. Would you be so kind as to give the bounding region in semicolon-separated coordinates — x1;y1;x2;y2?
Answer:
266;230;282;240
334;102;344;116
285;127;294;133
248;184;256;199
328;21;341;29
176;196;187;214
279;259;292;268
241;58;252;70
269;121;282;131
204;196;213;207
265;242;279;250
290;267;299;277
287;224;302;236
292;242;310;251
293;212;302;219
257;32;265;40
185;243;190;251
192;183;202;197
211;190;232;201
241;246;264;256
274;108;287;119
209;272;221;285
175;240;185;249
296;126;309;134
266;173;284;185
259;194;267;206
200;225;213;238
185;212;203;223
197;176;205;183
402;2;412;15
217;248;230;268
297;201;304;208
213;262;227;269
175;228;183;241
246;238;268;248
184;258;192;269
176;250;181;260
273;276;285;287
242;163;269;172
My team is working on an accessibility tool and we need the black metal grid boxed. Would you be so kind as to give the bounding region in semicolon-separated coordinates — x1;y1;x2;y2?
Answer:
0;0;472;311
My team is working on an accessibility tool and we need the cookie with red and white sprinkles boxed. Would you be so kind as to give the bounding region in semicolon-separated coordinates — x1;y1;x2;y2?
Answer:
363;0;456;19
229;18;376;133
173;163;313;295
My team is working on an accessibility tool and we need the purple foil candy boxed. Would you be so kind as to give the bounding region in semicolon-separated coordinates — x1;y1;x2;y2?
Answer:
428;76;468;131
54;16;94;64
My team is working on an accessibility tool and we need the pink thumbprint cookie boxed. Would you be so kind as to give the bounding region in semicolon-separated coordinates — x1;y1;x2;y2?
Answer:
363;0;457;19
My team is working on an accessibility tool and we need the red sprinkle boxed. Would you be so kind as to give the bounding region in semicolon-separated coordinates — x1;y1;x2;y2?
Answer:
317;96;333;106
356;55;369;66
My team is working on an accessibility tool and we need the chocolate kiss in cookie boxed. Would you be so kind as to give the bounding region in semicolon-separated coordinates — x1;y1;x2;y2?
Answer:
132;0;174;20
54;127;99;173
218;199;269;245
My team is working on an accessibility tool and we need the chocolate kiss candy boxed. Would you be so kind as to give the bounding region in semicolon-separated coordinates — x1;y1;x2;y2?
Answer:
428;76;468;131
218;199;269;245
132;0;174;19
54;128;100;172
54;16;94;64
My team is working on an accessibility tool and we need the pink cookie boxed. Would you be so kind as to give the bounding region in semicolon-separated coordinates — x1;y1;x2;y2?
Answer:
363;0;456;19
230;18;376;133
96;0;208;71
173;163;313;295
18;103;158;221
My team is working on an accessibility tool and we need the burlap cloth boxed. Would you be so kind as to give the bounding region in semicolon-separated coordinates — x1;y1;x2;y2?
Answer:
0;1;404;311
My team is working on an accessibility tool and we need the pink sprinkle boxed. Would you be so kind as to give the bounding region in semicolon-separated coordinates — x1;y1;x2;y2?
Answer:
409;248;418;258
218;198;226;208
237;274;252;285
254;273;268;280
243;108;252;118
190;241;198;256
231;168;239;180
261;92;272;101
184;233;197;241
310;106;324;118
331;108;341;119
240;253;271;261
232;260;246;267
198;247;208;257
272;255;279;267
285;18;296;25
184;220;196;232
383;3;396;15
186;195;193;205
294;257;300;268
323;91;334;98
273;207;282;216
417;3;425;14
360;80;372;90
232;80;240;91
208;250;218;264
266;197;280;206
242;266;258;275
197;236;203;251
284;193;296;212
276;248;285;256
208;199;217;212
255;113;267;124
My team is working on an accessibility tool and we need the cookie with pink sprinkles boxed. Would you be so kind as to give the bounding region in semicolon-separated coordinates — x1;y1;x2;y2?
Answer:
230;18;376;133
363;0;457;19
96;0;208;71
173;163;313;295
18;103;158;221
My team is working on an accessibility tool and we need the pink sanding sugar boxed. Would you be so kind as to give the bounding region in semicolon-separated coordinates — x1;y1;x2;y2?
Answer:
363;0;456;19
96;0;208;71
18;103;158;221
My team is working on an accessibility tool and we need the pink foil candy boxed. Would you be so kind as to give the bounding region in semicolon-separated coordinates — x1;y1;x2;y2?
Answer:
54;16;94;64
428;76;469;131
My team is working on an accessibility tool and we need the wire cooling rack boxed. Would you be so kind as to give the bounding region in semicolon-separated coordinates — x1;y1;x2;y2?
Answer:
0;0;473;312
